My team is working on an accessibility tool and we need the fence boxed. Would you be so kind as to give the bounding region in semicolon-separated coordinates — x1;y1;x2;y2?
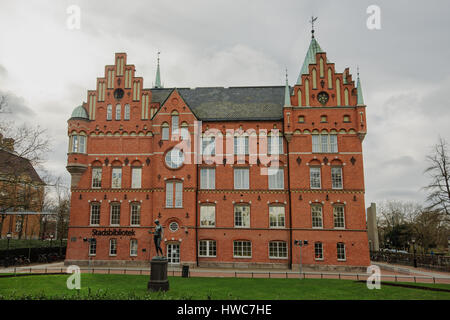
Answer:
0;246;67;266
2;266;450;285
370;251;450;272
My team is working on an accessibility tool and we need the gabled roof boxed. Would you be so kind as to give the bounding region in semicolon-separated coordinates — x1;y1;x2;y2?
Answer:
157;86;286;121
0;149;44;184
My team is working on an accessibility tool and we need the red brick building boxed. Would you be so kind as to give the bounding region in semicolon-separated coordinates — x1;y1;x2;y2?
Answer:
65;32;370;270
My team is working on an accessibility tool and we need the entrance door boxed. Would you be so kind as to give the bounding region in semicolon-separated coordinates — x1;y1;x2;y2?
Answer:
167;243;180;265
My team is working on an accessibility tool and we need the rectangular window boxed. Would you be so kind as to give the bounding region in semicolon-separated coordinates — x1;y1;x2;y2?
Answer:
109;239;117;256
312;134;338;153
311;205;323;228
337;243;346;261
107;105;112;120
172;115;179;134
321;134;328;153
201;137;216;156
312;135;320;153
124;104;130;120
331;167;343;189
89;239;97;256
269;206;285;228
234;205;250;228
233;241;252;258
199;240;216;257
200;205;215;227
162;126;169;140
310;167;321;189
234;168;249;190
130;239;138;256
268;136;283;155
90;203;100;225
130;203;141;226
166;182;183;208
131;167;142;189
79;135;86;153
200;168;215;190
111;167;122;189
268;167;284;190
71;135;78;153
330;135;338;152
315;242;323;260
333;206;345;229
269;241;287;258
110;203;121;225
115;105;121;120
234;136;249;155
92;167;102;188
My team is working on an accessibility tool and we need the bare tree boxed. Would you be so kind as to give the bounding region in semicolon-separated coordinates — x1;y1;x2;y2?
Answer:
0;95;7;113
424;137;450;216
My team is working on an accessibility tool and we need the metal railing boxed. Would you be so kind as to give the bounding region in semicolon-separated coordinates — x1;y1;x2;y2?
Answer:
370;251;450;272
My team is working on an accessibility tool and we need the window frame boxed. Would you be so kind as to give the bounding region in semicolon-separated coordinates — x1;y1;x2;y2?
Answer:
310;166;321;189
198;240;217;257
109;238;117;256
233;167;249;190
311;205;323;229
269;241;288;259
200;204;216;227
110;203;121;226
89;238;97;256
91;167;102;189
337;242;346;261
200;167;215;190
268;167;284;190
333;205;346;229
111;167;122;189
130;239;138;256
131;167;142;189
314;242;324;260
115;104;121;120
90;202;101;226
234;204;250;228
331;166;343;189
166;181;183;208
233;240;252;258
269;205;285;228
130;202;141;226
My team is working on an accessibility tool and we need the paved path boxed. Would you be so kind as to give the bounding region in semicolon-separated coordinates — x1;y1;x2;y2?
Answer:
373;262;450;278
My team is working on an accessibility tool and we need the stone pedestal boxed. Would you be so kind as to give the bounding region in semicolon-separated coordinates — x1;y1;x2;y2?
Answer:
147;257;169;292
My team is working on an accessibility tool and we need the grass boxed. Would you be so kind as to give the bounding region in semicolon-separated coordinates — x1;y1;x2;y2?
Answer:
0;274;449;300
0;239;66;250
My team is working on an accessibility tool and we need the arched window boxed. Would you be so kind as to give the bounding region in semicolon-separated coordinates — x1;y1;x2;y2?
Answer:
305;79;310;106
130;202;141;226
70;133;86;153
312;69;317;89
297;89;302;106
110;202;121;226
161;122;169;140
328;68;333;89
344;88;349;106
124;104;130;120
171;111;179;135
319;58;324;78
90;202;101;225
115;104;121;120
107;104;112;120
336;79;341;105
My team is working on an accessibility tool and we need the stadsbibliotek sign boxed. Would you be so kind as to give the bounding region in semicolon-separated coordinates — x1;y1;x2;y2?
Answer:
92;228;136;236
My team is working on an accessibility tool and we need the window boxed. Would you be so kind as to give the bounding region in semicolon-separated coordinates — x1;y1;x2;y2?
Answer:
311;205;323;228
269;206;285;228
165;148;184;169
130;239;138;256
110;203;121;225
115;104;121;120
171;114;179;134
320;115;328;123
15;217;22;232
166;181;183;208
333;206;345;229
201;136;216;156
312;134;338;153
161;123;169;140
234;136;249;155
337;242;346;261
298;115;305;123
233;241;251;258
199;240;216;257
131;167;142;189
109;239;117;256
200;205;215;227
269;241;287;258
130;203;141;226
343;115;350;123
234;205;250;228
315;242;323;260
111;167;122;189
169;222;179;232
268;167;284;190
107;104;112;120
310;167;321;189
71;135;86;153
331;167;343;189
124;104;130;120
234;168;249;189
200;168;215;189
89;239;97;256
268;136;283;155
90;203;100;225
92;167;102;188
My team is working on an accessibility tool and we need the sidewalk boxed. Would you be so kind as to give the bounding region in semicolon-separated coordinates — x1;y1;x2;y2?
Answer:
373;262;450;278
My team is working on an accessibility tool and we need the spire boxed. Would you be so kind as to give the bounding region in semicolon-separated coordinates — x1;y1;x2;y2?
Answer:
284;68;291;108
154;51;162;88
296;17;327;85
356;67;365;106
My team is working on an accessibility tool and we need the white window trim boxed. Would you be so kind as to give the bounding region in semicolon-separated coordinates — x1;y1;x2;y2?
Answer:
130;239;138;257
198;240;217;257
109;239;117;256
233;241;252;258
268;241;288;259
314;242;324;261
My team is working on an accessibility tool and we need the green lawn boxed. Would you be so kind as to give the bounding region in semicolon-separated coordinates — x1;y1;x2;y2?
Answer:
0;274;449;300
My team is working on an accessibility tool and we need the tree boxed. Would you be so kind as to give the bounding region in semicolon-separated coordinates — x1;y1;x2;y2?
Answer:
424;137;450;216
410;210;448;253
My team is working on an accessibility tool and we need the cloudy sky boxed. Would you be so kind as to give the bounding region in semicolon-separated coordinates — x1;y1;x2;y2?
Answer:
0;0;449;206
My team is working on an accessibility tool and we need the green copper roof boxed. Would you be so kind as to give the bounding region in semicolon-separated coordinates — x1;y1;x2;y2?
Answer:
357;76;364;105
70;105;89;119
296;37;325;85
284;74;291;108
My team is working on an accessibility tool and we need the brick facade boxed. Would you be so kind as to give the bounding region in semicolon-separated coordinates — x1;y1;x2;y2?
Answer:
65;36;370;270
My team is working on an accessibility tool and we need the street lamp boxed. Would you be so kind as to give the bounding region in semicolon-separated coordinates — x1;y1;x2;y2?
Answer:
6;232;12;267
294;239;309;278
411;238;417;268
49;234;54;248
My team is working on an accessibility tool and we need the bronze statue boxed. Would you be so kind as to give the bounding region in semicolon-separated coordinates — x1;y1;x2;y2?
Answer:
150;219;164;257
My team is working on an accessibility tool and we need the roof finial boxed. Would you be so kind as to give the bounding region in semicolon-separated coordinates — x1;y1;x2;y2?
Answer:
310;16;318;39
285;67;288;83
357;65;360;78
154;51;162;88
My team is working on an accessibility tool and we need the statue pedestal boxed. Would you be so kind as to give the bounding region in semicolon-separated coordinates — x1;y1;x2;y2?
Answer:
147;257;169;292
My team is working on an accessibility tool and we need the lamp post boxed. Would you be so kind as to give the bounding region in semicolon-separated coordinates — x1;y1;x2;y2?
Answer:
411;238;417;268
294;239;308;278
6;232;12;267
49;234;54;248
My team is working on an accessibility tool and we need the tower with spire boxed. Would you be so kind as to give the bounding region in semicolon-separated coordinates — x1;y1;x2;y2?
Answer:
154;51;163;88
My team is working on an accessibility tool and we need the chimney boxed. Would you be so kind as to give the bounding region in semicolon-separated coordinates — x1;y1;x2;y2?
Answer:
2;138;15;152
